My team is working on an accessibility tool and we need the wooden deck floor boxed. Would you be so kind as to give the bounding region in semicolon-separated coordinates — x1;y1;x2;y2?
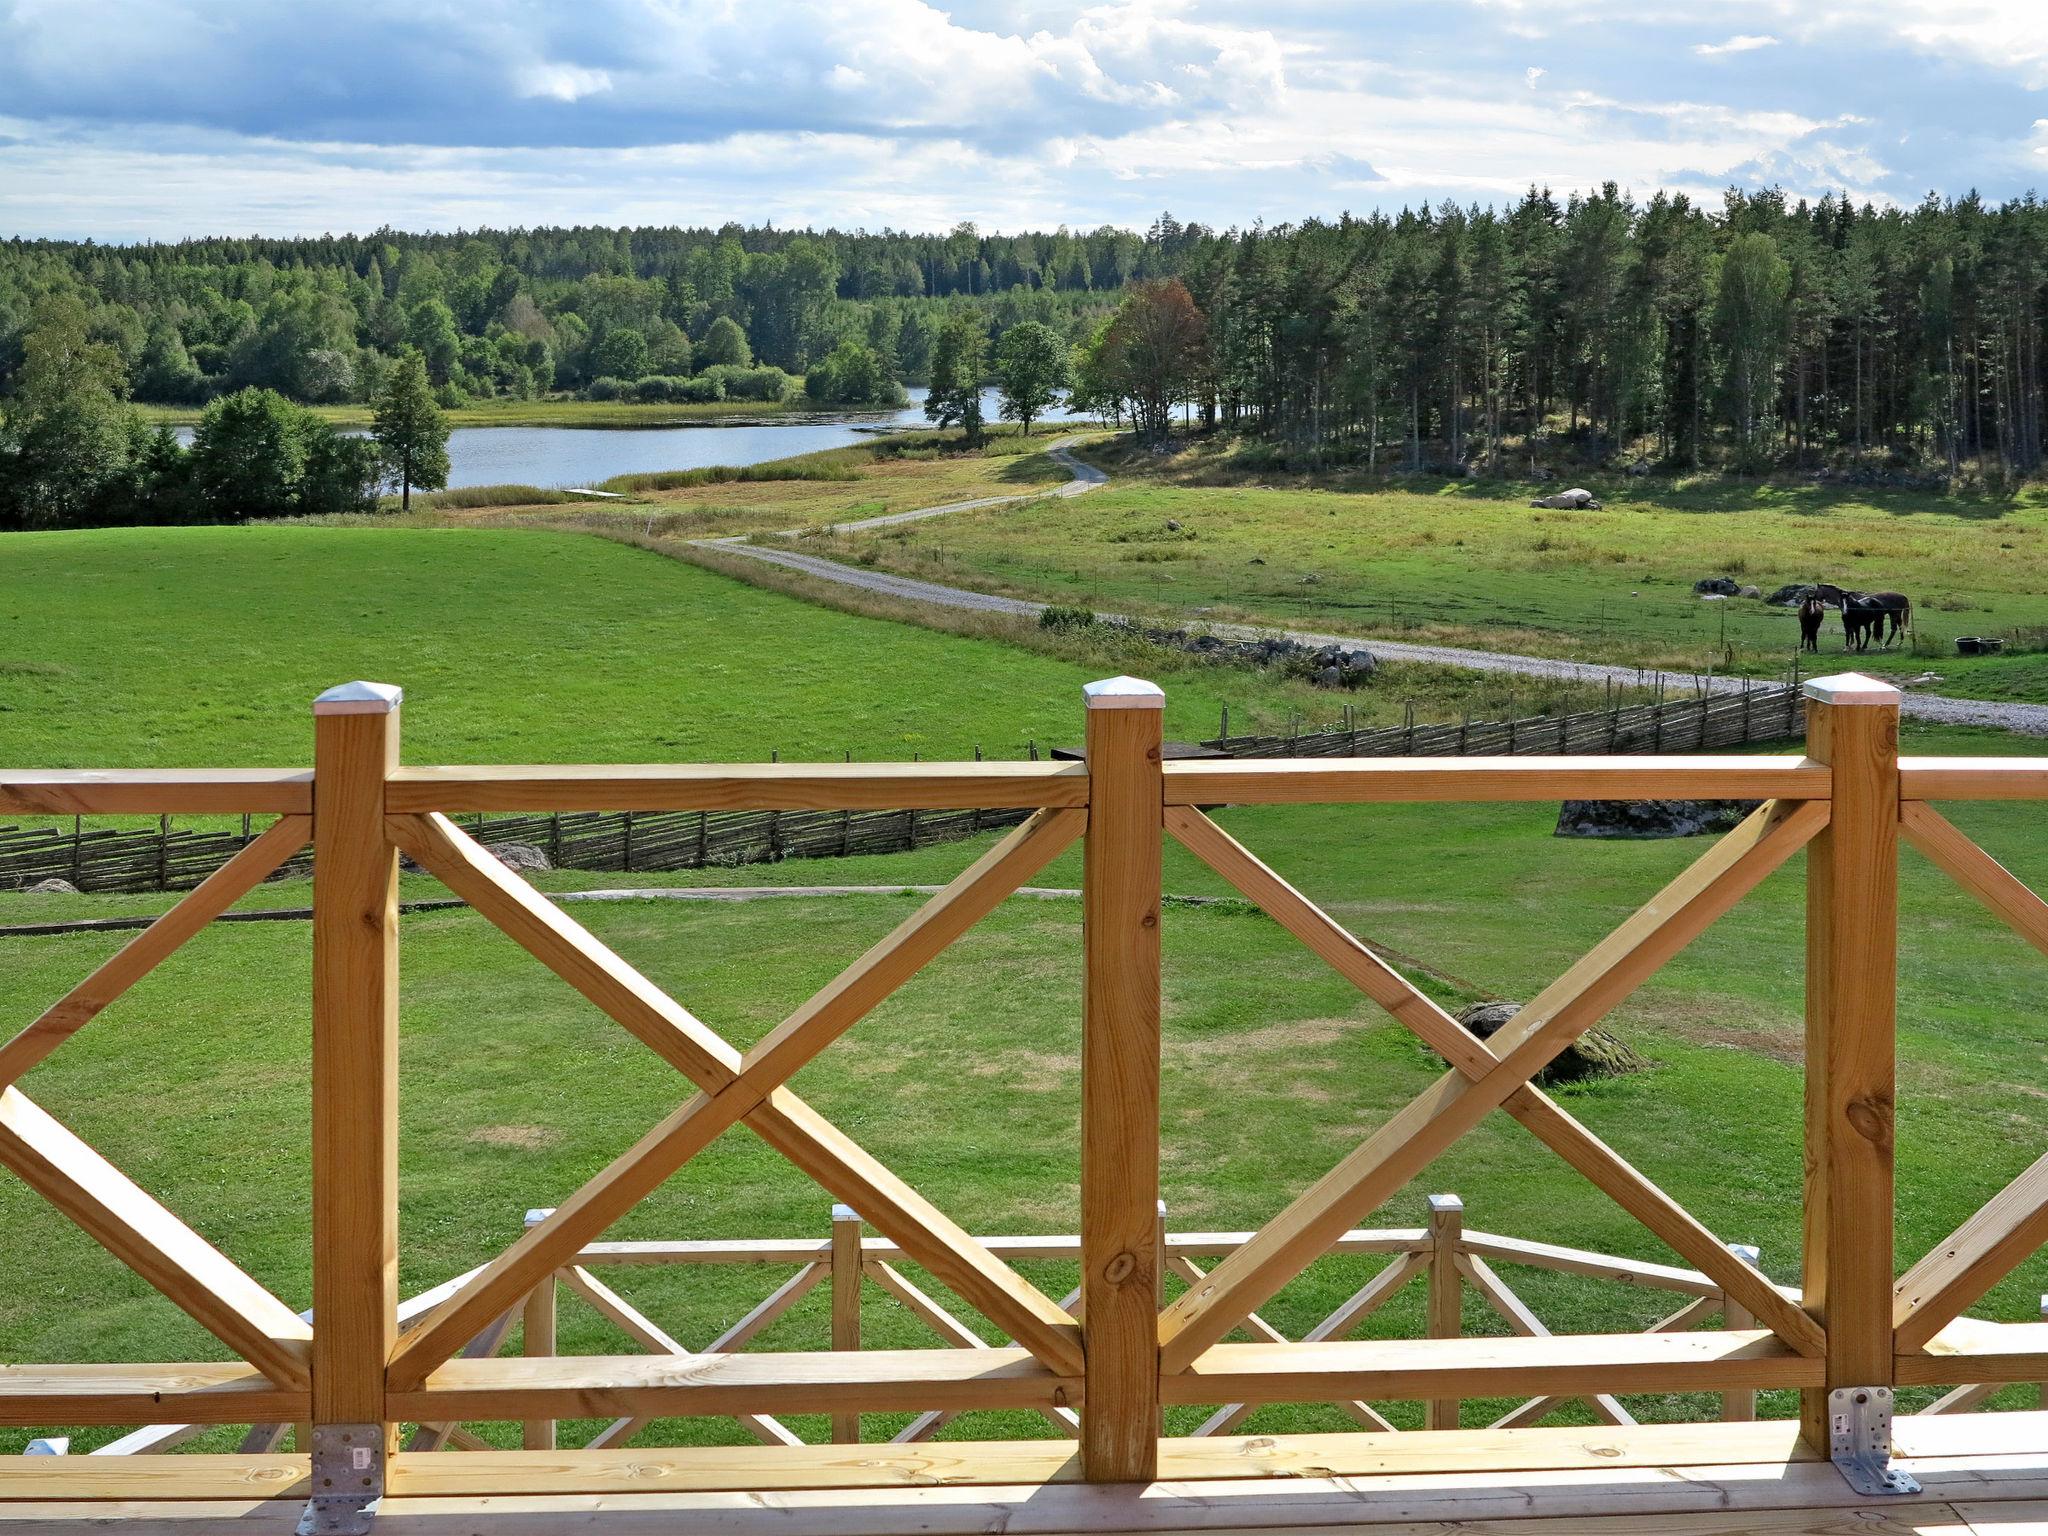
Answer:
9;1417;2048;1532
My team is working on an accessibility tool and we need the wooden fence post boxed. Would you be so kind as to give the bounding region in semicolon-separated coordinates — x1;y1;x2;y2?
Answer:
1799;673;1900;1451
522;1207;558;1451
1081;675;1164;1482
311;680;403;1473
831;1203;862;1444
1426;1194;1464;1430
1721;1242;1760;1422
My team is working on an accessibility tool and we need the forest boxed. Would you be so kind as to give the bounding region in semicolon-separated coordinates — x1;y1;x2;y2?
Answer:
4;189;2048;489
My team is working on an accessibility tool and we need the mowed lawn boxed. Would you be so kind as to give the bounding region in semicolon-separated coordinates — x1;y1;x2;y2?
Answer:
0;523;1245;770
8;738;2048;1452
822;442;2048;699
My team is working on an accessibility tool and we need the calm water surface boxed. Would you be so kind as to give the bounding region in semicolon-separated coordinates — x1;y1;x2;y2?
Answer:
175;387;1084;490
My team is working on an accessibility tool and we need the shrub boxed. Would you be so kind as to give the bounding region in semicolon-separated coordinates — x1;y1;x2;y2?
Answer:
1038;604;1099;632
584;376;632;401
700;364;797;403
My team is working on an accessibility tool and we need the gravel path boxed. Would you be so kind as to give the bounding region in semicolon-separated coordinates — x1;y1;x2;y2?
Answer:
706;444;2048;737
825;436;1106;532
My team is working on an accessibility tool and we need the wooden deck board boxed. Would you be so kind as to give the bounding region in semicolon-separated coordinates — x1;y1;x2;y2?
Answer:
5;1419;2048;1530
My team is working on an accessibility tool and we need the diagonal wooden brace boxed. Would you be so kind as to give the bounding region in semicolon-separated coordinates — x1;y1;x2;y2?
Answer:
1165;803;1824;1358
1157;798;1827;1373
0;1086;312;1391
0;815;311;1093
387;808;1085;1386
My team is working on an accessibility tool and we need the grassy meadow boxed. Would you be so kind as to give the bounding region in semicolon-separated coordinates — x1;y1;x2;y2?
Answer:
0;518;1645;784
810;435;2048;701
7;725;2048;1453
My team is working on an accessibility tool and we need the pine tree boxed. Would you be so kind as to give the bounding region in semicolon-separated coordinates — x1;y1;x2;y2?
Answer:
372;349;450;512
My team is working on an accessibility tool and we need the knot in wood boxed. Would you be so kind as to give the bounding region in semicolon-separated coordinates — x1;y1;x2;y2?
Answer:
1846;1094;1893;1148
1103;1251;1139;1285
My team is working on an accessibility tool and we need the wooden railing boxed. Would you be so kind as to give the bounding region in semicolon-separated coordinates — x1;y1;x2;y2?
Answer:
5;671;2048;1502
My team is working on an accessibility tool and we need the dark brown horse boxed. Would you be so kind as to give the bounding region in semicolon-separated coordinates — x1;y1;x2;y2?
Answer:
1797;595;1826;652
1810;584;1913;650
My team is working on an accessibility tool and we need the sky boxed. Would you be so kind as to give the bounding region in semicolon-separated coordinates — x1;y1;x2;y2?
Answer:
1;0;2046;240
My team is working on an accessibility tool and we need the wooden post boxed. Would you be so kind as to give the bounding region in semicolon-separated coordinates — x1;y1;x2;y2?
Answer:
1081;675;1164;1482
521;1207;557;1451
1425;1193;1464;1430
1799;673;1900;1450
831;1203;862;1444
311;680;403;1450
1721;1242;1759;1422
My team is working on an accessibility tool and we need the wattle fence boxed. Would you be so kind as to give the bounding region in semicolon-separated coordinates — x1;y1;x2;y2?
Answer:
2;679;1802;895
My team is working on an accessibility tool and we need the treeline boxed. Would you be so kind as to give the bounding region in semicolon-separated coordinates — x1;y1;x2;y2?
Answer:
0;221;1143;410
1074;188;2048;477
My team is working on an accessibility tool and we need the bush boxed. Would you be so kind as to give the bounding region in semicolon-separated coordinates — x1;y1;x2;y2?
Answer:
700;364;797;403
1038;604;1099;632
629;374;725;404
584;376;632;401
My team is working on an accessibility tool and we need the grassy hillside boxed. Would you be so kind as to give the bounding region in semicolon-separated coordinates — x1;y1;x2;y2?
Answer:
815;437;2048;700
7;734;2048;1452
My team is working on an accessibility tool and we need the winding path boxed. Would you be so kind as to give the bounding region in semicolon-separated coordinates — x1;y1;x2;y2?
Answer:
705;440;2048;736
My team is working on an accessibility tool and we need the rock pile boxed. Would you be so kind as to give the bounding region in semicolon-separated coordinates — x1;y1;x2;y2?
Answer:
1454;1001;1646;1085
1120;620;1378;688
1555;799;1761;839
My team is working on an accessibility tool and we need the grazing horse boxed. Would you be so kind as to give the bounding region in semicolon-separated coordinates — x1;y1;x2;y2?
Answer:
1797;595;1826;652
1809;583;1913;651
1841;594;1886;652
1863;591;1913;647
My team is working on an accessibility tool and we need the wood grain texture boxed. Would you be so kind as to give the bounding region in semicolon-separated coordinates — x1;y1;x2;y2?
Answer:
1162;755;1828;806
1800;689;1899;1446
1157;799;1826;1373
0;815;310;1092
386;761;1089;813
832;1207;863;1444
1165;805;1820;1357
1166;1330;1820;1403
0;1363;303;1427
389;1348;1073;1422
0;1087;311;1390
1080;692;1164;1482
1902;758;2048;801
0;769;312;816
311;696;402;1428
1425;1195;1464;1430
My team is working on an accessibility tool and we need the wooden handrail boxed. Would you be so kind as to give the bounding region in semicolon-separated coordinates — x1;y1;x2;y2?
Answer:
386;760;1090;812
0;768;312;815
1162;755;1829;805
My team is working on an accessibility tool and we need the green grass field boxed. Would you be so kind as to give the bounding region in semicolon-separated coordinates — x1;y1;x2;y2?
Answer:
0;522;1647;782
814;436;2048;701
7;729;2048;1453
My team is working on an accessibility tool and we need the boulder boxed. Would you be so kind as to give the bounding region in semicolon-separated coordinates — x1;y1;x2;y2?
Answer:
1625;460;1652;477
25;878;78;895
492;842;553;873
1555;799;1762;840
1765;582;1815;607
1455;1001;1646;1085
1737;585;1762;600
1529;488;1600;510
1693;576;1740;596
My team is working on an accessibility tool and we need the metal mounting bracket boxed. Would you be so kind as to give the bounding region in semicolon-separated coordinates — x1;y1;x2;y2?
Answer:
1829;1386;1921;1496
297;1423;385;1535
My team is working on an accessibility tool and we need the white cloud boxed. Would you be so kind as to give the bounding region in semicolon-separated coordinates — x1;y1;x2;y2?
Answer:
513;63;613;103
1525;66;1546;88
1693;34;1778;57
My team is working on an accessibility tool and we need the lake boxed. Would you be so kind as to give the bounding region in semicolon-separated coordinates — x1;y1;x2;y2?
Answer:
173;387;1085;490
